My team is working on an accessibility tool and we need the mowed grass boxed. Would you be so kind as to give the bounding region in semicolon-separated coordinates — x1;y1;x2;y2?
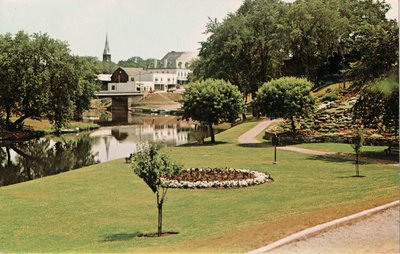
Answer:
0;121;398;253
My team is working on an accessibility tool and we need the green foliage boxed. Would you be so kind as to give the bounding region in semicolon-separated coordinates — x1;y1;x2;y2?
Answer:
195;0;397;91
353;74;399;134
132;142;182;236
322;93;338;102
132;143;181;193
0;32;99;130
118;56;159;69
254;77;315;135
194;0;288;99
182;79;245;143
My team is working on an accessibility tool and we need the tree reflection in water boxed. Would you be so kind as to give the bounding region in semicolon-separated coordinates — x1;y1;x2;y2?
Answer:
0;134;99;187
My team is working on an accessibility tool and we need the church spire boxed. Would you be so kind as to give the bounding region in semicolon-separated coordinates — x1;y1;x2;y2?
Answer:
103;33;111;62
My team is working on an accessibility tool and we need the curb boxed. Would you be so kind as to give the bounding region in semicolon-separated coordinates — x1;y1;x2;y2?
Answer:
247;200;400;254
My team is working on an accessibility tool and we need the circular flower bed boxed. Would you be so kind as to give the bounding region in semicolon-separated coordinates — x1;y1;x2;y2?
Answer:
161;167;272;189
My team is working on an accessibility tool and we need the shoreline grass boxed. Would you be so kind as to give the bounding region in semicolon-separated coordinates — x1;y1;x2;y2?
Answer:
0;120;398;253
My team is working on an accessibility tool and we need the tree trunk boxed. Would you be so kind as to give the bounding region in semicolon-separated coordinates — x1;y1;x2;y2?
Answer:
355;152;359;177
157;203;162;237
11;115;30;130
290;116;296;139
209;124;215;144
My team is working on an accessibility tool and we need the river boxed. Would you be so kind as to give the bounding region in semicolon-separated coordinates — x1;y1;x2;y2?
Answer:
0;115;213;187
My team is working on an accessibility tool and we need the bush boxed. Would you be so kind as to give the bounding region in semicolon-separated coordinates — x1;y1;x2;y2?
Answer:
322;93;338;102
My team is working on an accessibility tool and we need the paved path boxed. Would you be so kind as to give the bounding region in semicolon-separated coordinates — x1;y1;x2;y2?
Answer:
277;146;336;156
261;204;399;254
238;119;277;144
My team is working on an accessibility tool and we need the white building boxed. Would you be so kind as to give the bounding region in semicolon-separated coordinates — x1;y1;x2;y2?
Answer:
103;51;198;93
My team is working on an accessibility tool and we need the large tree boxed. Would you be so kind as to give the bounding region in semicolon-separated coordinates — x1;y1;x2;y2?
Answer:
193;0;288;100
0;32;98;131
182;79;245;143
254;77;315;136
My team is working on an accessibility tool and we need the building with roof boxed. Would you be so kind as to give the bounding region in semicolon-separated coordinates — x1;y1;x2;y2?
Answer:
101;51;198;93
149;51;198;86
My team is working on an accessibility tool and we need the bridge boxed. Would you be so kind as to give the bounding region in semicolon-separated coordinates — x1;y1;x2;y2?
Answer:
94;91;144;122
94;91;143;98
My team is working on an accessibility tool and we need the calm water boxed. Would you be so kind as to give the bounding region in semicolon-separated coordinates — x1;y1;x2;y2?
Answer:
0;115;209;187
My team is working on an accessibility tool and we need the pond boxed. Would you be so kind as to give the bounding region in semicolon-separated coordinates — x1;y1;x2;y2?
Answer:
0;115;215;187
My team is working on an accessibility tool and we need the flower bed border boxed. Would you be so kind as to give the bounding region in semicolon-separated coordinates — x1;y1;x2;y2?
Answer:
161;167;272;189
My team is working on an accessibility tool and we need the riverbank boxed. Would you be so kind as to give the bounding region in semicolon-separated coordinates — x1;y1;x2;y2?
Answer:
0;119;99;142
0;120;397;253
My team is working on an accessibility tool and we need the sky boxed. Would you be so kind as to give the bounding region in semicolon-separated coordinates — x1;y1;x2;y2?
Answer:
0;0;398;62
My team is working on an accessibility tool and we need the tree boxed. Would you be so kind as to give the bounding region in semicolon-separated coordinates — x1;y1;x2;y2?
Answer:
351;129;364;177
131;143;182;237
353;74;399;134
194;0;288;101
182;79;245;143
73;57;101;120
254;77;315;136
0;32;98;131
286;0;348;83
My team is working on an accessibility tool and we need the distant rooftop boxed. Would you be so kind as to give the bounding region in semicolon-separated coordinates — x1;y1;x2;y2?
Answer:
161;51;198;63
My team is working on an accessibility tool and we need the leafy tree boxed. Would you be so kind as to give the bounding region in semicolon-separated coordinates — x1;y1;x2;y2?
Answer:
194;0;288;101
131;143;182;237
0;32;98;131
286;0;349;83
182;79;245;143
73;57;101;120
254;77;315;136
353;74;399;134
343;18;398;88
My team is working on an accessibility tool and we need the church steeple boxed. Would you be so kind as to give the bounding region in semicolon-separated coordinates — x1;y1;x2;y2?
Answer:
103;33;111;62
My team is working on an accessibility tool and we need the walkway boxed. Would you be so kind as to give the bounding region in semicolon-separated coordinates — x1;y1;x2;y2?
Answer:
238;119;278;144
238;120;398;166
240;121;399;253
277;146;335;156
251;202;399;254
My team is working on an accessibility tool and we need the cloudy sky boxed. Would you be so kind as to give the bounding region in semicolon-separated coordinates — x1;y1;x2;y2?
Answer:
0;0;398;62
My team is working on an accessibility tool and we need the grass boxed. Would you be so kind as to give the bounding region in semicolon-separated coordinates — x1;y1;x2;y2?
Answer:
294;143;398;162
0;120;398;253
312;82;352;98
10;118;99;133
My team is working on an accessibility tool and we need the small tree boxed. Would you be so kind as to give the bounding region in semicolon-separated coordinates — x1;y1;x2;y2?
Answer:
351;129;364;177
182;79;244;143
254;77;315;137
131;143;182;237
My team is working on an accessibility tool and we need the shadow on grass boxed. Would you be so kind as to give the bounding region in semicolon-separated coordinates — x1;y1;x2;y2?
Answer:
337;175;366;178
180;141;228;147
361;151;399;163
237;142;272;148
102;231;179;242
305;155;370;165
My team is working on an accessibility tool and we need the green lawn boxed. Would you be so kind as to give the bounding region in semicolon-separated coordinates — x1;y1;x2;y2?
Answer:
0;121;398;253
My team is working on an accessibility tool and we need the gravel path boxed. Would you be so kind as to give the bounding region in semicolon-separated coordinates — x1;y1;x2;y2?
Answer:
238;119;277;144
266;205;399;254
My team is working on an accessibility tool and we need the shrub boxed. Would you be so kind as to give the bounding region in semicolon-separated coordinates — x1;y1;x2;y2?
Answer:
322;93;338;102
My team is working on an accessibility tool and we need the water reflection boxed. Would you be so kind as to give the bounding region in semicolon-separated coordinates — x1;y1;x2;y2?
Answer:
0;115;202;187
0;135;98;187
89;116;193;162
